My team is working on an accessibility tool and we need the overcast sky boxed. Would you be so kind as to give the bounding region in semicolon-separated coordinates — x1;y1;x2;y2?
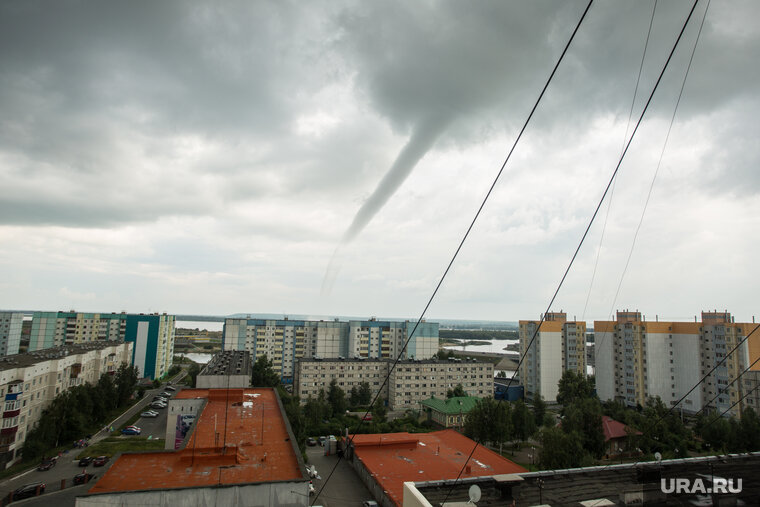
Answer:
1;0;758;324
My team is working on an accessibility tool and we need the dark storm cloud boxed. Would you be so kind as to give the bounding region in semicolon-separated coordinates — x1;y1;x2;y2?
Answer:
1;0;759;233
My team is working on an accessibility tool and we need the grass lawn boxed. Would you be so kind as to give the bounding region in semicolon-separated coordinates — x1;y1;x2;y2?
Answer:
76;437;165;459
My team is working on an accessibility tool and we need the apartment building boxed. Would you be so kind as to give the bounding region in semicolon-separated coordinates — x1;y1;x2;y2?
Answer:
29;311;175;379
223;318;439;384
0;312;23;356
519;312;586;402
0;340;133;468
595;310;760;417
295;357;492;410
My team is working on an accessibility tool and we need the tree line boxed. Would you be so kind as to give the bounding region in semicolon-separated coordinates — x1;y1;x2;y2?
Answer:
23;363;139;460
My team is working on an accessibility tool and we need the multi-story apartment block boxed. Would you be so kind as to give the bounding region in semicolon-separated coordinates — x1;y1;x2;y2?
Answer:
0;312;23;356
28;311;175;379
0;340;132;468
519;312;586;403
224;318;439;384
595;310;760;417
295;357;492;410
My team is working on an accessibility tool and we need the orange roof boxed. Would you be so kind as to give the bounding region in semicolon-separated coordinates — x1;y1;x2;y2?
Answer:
350;430;526;506
87;388;305;495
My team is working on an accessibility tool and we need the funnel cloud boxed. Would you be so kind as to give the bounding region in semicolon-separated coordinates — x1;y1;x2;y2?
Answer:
321;114;451;294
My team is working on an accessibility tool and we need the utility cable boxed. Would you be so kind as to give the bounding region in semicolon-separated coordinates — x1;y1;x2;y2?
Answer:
445;1;701;502
585;321;760;507
606;0;711;335
312;1;595;504
694;348;760;419
582;0;658;322
594;0;709;368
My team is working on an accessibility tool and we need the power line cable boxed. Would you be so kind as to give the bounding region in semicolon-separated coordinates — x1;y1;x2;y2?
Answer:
608;0;712;330
582;0;659;322
312;1;595;504
695;348;760;419
443;1;702;502
595;0;710;371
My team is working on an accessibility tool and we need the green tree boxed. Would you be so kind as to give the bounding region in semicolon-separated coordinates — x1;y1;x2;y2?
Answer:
327;379;347;415
562;397;605;458
251;355;280;387
187;362;201;388
349;386;360;407
556;370;594;408
447;384;466;399
512;400;536;441
304;395;329;427
464;398;512;450
532;395;547;427
538;426;589;469
114;363;139;406
358;382;372;406
739;407;760;452
372;396;388;423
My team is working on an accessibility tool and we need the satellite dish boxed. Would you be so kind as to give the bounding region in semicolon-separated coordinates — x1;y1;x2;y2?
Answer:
468;484;481;504
654;452;662;463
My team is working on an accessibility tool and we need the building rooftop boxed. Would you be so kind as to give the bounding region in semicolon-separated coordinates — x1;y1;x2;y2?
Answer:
601;416;641;441
299;357;486;365
419;396;481;415
85;388;306;495
349;430;526;506
199;350;252;377
0;340;126;372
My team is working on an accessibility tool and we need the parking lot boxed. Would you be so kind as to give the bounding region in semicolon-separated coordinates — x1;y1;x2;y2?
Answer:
0;383;178;505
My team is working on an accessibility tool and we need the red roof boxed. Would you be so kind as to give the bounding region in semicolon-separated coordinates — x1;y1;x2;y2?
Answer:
350;430;527;506
602;416;641;441
87;388;305;494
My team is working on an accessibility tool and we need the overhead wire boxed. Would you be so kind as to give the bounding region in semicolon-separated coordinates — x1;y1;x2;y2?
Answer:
312;1;596;504
595;0;710;362
441;1;702;502
581;0;659;322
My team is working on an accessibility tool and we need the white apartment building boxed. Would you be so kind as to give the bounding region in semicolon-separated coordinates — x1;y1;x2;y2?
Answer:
519;312;586;403
29;311;175;379
0;312;23;356
0;340;133;468
224;318;439;384
295;358;492;410
595;310;759;417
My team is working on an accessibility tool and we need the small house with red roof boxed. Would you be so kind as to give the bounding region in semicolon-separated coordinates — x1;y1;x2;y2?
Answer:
602;415;641;456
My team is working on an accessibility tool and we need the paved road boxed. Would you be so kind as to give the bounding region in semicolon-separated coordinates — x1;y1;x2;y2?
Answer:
307;445;375;507
0;381;180;505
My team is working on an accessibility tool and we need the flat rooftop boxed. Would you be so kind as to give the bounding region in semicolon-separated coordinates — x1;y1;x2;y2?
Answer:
0;341;126;372
86;388;305;495
350;429;526;506
199;350;252;376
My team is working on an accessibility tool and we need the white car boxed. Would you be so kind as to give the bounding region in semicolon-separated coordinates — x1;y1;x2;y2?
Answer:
150;401;167;409
140;410;159;418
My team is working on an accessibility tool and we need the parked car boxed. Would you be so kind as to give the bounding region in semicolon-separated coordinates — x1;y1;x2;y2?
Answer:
122;426;141;435
73;473;95;485
13;483;45;500
362;413;373;421
362;501;379;507
150;402;167;409
159;391;172;397
78;456;94;467
93;456;109;467
153;395;168;401
165;385;176;391
37;457;57;471
140;410;159;418
306;437;316;446
318;436;326;446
